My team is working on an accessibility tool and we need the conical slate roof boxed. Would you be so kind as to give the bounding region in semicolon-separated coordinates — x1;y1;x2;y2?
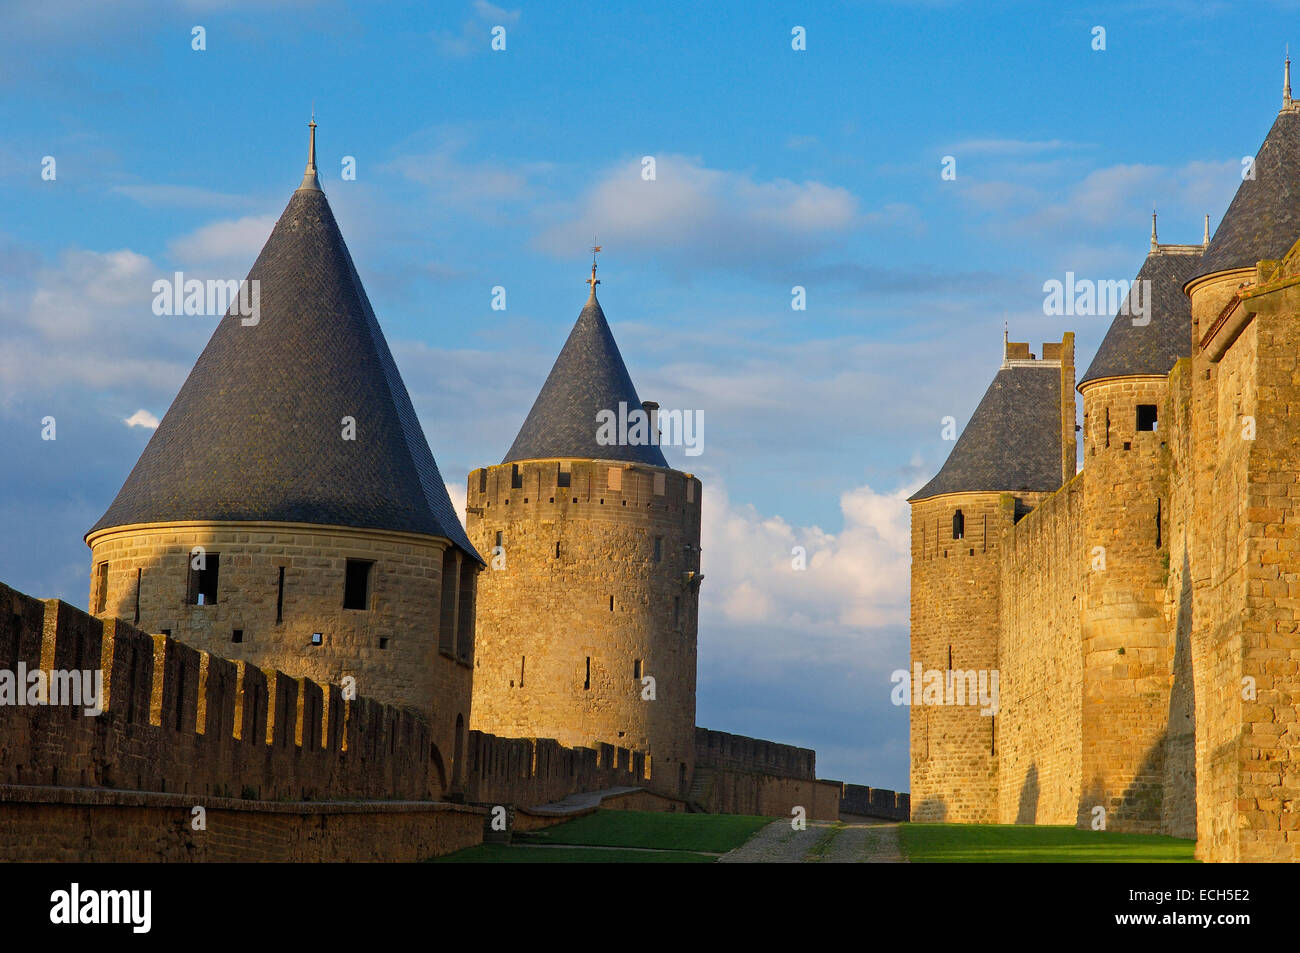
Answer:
503;287;669;468
89;170;480;562
1079;246;1201;386
1198;107;1300;277
909;363;1063;502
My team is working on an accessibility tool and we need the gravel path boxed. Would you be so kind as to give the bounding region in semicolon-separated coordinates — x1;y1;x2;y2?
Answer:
718;818;905;863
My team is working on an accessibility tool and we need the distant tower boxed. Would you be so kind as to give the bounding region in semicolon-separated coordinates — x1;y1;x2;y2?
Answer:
907;334;1075;822
85;120;482;792
1077;225;1202;836
466;258;701;797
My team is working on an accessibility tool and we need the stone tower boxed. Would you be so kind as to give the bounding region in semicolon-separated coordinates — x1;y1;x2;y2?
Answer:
85;121;483;791
1182;85;1300;861
466;264;701;797
908;334;1075;822
1076;224;1202;835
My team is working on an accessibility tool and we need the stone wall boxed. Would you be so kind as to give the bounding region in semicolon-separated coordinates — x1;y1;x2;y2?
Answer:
0;786;484;862
839;783;910;820
1;584;440;801
694;727;815;779
467;459;701;796
1078;377;1174;833
909;490;1030;823
84;520;473;773
996;473;1084;825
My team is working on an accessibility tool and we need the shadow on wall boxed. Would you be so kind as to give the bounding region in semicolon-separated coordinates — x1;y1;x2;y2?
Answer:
913;797;948;822
1016;762;1040;824
1162;548;1196;840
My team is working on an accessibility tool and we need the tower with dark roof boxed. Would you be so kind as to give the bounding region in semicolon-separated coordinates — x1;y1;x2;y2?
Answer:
465;266;701;797
85;122;480;793
1075;222;1202;834
907;334;1076;823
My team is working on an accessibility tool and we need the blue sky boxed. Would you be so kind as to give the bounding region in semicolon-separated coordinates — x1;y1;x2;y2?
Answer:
0;0;1292;789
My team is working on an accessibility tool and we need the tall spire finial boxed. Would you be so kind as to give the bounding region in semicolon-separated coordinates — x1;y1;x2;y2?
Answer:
587;239;602;296
1151;204;1158;250
1204;213;1211;246
298;109;321;192
1286;47;1293;108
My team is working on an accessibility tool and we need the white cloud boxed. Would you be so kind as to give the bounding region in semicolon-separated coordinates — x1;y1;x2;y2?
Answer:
947;138;1084;157
432;0;521;57
167;215;276;271
123;409;160;429
534;154;862;268
112;184;258;210
701;478;913;635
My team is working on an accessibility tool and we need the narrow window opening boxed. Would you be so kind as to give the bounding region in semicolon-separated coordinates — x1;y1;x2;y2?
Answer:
557;462;571;488
188;554;220;606
609;595;615;612
1105;408;1110;448
511;464;522;489
478;469;488;493
633;659;642;679
343;559;373;610
232;629;243;644
275;566;285;624
952;509;965;541
654;536;662;562
555;540;562;559
520;655;526;688
1136;404;1158;432
311;632;323;646
991;715;996;755
584;657;591;690
379;637;389;650
1156;498;1163;548
133;568;142;624
94;561;108;614
495;530;503;549
948;645;953;670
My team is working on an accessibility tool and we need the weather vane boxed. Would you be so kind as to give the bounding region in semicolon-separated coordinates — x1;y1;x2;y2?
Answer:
587;238;602;293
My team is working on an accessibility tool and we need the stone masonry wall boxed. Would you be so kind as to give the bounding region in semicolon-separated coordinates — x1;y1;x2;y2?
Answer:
467;459;701;797
0;581;437;802
909;490;1038;822
85;521;473;778
1078;377;1174;834
996;473;1084;825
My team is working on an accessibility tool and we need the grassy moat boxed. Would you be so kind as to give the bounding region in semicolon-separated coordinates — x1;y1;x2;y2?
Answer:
429;810;1197;863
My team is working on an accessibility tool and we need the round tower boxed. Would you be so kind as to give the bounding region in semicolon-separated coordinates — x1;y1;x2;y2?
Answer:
85;121;482;791
908;334;1075;823
467;264;701;797
1076;220;1203;835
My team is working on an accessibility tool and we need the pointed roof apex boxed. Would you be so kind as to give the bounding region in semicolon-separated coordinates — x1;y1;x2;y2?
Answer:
586;240;602;298
503;271;669;468
1151;205;1159;250
1286;48;1293;108
298;111;321;192
1204;213;1211;246
1196;106;1300;276
90;150;479;563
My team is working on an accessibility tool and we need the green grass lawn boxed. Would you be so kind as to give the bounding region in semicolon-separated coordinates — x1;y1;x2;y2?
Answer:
515;809;770;852
431;809;772;862
899;823;1196;863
